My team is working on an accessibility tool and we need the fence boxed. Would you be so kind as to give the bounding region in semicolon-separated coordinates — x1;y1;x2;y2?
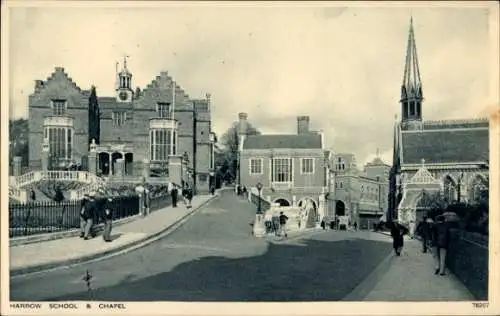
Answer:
150;194;173;212
446;229;488;300
9;196;140;237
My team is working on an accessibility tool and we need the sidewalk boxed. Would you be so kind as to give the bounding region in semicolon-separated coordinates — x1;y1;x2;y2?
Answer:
346;235;475;301
10;194;218;276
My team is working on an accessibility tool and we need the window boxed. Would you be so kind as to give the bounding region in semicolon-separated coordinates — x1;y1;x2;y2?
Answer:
52;100;66;115
113;112;126;127
301;158;314;174
249;158;263;175
272;158;292;183
157;103;171;119
46;127;72;164
340;182;343;188
150;129;177;161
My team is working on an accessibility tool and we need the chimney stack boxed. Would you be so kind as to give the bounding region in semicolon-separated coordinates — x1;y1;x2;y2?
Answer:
238;112;248;136
297;116;310;134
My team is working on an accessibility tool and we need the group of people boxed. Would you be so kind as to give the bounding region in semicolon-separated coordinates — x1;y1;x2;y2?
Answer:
264;211;289;238
79;192;113;242
418;214;452;276
168;181;194;209
386;214;453;276
236;185;248;199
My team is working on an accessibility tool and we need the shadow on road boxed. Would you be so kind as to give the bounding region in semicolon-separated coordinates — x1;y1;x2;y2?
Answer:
48;238;391;301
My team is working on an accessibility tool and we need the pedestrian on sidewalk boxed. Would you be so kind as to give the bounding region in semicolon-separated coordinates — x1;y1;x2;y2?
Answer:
390;220;408;256
417;216;432;253
144;187;151;216
135;182;146;216
81;192;97;240
185;185;193;209
433;215;450;276
102;197;113;242
321;219;326;230
353;222;358;231
279;211;289;238
169;182;178;207
210;185;215;196
30;189;36;201
79;194;90;238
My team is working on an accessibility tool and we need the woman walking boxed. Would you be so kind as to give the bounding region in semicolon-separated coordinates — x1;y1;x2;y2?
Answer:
433;215;450;276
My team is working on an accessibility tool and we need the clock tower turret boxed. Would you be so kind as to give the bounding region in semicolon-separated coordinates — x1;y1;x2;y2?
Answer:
116;55;133;102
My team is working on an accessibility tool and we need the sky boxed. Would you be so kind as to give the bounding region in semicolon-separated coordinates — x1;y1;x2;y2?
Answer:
7;2;494;167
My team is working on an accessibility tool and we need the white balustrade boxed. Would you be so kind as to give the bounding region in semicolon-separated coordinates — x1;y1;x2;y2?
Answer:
9;186;27;203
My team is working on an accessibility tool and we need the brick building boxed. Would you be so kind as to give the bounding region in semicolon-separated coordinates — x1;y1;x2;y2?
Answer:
239;113;330;224
329;153;390;229
28;58;216;192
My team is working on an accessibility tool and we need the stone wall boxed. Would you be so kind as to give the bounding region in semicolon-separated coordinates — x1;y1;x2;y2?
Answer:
446;229;488;300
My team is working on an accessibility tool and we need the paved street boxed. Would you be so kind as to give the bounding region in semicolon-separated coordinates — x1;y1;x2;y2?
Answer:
11;190;393;301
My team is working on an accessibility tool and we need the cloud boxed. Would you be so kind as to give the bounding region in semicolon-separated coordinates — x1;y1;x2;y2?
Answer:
7;5;492;165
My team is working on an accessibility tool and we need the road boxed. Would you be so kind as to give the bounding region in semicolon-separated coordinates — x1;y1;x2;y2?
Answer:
10;190;393;301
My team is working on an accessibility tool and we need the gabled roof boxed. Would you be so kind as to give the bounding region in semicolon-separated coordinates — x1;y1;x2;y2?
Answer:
400;123;489;165
242;134;322;150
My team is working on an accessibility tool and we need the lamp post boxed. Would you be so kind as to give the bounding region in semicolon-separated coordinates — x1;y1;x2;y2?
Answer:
256;182;263;214
253;182;266;237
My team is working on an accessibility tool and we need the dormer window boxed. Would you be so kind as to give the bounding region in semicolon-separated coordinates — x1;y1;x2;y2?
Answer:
157;103;171;119
52;99;67;116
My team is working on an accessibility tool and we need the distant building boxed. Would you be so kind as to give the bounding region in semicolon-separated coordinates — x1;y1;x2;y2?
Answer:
389;19;489;228
329;153;390;229
239;114;330;226
27;58;216;192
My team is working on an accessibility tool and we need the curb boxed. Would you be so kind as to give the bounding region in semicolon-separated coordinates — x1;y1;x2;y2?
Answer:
10;194;220;277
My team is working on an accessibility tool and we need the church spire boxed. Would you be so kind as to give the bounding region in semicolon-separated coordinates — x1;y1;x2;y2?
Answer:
400;17;423;127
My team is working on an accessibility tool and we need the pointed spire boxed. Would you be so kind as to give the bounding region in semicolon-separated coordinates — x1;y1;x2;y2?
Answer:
401;17;423;101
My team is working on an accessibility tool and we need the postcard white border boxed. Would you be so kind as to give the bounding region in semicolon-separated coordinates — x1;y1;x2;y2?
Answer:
1;1;499;315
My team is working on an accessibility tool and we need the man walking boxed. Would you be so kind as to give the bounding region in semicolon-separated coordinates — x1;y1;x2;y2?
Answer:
79;194;90;238
169;182;178;207
279;211;289;238
81;192;97;240
102;197;113;242
185;184;193;209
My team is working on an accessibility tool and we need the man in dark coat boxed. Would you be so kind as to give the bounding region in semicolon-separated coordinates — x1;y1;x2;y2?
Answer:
102;197;114;242
170;182;178;207
390;220;408;256
80;193;97;240
279;211;289;238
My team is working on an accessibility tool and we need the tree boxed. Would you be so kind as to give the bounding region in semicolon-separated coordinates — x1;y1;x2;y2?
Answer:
9;118;29;168
218;121;261;183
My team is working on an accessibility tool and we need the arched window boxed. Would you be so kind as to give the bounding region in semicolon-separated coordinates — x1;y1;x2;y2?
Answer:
443;176;456;203
470;175;487;203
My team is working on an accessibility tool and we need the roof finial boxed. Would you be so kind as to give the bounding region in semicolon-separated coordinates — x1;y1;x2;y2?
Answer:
123;54;129;70
421;158;425;166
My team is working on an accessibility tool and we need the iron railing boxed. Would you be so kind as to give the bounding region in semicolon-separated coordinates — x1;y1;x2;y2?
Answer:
9;196;140;237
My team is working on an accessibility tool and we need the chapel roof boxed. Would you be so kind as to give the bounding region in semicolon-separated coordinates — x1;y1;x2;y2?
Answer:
400;122;489;165
242;134;322;150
